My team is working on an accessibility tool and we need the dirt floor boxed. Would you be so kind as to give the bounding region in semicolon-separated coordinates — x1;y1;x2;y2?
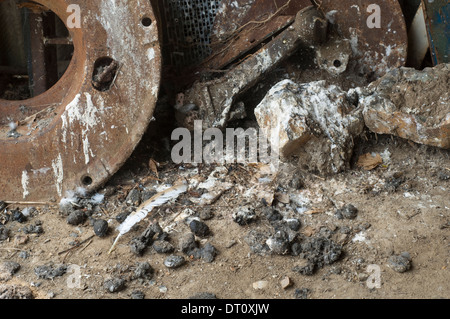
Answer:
1;56;449;300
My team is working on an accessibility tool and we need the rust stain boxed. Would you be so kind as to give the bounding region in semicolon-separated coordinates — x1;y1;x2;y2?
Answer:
0;0;162;201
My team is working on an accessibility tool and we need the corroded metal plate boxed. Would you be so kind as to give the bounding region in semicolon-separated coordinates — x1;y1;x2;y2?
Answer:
320;0;408;77
0;0;161;201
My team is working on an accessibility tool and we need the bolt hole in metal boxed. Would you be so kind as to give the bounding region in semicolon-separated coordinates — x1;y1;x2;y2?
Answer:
81;175;93;186
333;60;342;68
141;16;152;27
0;0;74;101
92;56;119;92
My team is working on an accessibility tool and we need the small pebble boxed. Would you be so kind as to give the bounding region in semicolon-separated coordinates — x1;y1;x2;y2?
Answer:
133;262;154;280
388;252;412;273
179;233;198;253
115;211;131;223
199;208;214;220
189;292;217;299
335;204;358;220
294;288;310;299
34;264;67;280
12;210;26;223
0;226;9;241
131;290;145;299
438;170;450;181
164;255;186;269
280;276;293;289
159;285;168;293
189;220;211;237
93;219;109;237
233;206;257;226
0;261;21;281
199;243;217;263
252;281;269;290
103;278;126;293
153;240;175;254
67;210;86;225
262;207;282;222
19;251;29;259
266;231;290;255
286;218;301;231
125;189;141;206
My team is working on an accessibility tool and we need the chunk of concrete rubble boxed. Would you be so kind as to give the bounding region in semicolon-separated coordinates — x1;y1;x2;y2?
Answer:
255;80;364;175
359;64;450;149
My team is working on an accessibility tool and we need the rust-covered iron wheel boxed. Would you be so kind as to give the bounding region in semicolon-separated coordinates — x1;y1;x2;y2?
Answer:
0;0;161;201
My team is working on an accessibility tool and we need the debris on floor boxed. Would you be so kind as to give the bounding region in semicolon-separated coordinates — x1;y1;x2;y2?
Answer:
360;63;450;149
255;79;365;175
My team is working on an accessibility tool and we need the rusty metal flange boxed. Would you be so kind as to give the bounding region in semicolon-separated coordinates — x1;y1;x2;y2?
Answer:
0;0;161;201
320;0;408;78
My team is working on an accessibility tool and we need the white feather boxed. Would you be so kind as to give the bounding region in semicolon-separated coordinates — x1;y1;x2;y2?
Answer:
75;187;88;197
90;193;105;204
108;181;188;254
8;122;17;131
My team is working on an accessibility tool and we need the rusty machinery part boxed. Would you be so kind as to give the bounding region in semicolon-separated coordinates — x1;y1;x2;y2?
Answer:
0;0;161;201
181;6;328;130
319;0;408;78
204;0;313;70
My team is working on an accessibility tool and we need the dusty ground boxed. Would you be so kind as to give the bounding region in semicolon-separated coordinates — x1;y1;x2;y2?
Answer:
1;120;449;300
1;56;449;300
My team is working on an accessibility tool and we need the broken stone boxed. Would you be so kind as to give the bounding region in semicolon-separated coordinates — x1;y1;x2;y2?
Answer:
125;189;141;206
189;292;217;299
335;204;358;220
286;218;301;231
179;233;198;254
292;261;316;276
11;210;26;223
104;278;126;293
0;226;9;241
22;221;44;235
233;206;257;226
198;208;214;220
198;243;217;263
153;240;175;254
244;229;271;255
280;276;293;290
66;210;86;225
388;252;412;273
34;264;67;280
115;211;131;223
0;262;20;282
261;207;283;222
93;219;109;237
252;281;269;290
189;220;211;238
164;255;186;269
131;290;145;299
360;64;450;149
255;80;364;175
266;230;290;255
14;235;29;245
129;224;160;256
292;237;342;275
133;262;153;280
294;288;310;299
130;237;148;256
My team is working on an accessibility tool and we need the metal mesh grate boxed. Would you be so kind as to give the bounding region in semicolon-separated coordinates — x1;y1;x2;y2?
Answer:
159;0;222;68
